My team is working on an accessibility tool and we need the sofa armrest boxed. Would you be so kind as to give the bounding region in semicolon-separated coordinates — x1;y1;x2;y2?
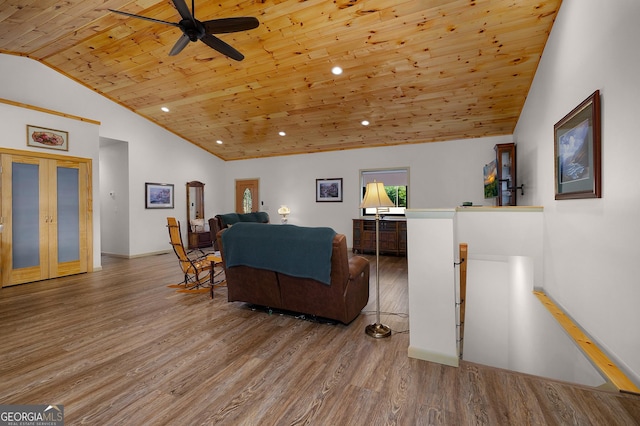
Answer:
348;255;369;281
209;217;223;250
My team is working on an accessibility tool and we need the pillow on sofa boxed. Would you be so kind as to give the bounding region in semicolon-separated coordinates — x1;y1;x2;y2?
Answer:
218;213;240;227
215;211;270;230
253;211;270;223
190;218;205;232
239;212;269;223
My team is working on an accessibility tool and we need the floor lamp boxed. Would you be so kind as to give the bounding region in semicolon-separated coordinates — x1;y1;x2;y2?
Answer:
360;180;395;338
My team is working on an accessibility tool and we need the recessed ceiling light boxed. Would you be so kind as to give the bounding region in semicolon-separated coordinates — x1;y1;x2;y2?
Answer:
331;66;343;75
279;131;286;136
161;106;170;112
216;140;223;145
361;120;370;126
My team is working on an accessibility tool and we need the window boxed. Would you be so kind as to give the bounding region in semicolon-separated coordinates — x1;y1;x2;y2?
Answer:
360;168;409;216
242;188;252;213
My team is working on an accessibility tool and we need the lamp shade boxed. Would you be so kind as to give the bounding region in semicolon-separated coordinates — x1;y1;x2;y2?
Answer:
277;205;290;215
360;181;394;209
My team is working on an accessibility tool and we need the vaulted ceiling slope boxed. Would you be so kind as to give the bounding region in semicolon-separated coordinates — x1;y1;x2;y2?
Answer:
0;1;561;161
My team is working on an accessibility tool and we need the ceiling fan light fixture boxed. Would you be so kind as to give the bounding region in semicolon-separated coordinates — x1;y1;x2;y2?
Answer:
109;0;259;61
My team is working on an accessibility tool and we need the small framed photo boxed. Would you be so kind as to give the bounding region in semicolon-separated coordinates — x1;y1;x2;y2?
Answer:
27;125;68;151
316;178;343;202
554;90;601;200
145;183;174;209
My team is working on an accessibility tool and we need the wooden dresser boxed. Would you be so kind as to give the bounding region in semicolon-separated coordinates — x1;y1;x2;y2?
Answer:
352;218;407;256
188;231;212;249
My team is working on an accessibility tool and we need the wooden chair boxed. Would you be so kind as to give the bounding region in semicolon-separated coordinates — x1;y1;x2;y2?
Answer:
166;217;212;295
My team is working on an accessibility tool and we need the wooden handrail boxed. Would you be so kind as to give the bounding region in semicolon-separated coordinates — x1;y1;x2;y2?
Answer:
458;243;468;358
534;291;640;395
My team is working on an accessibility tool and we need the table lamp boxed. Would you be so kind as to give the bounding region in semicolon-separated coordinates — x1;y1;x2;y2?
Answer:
277;205;290;223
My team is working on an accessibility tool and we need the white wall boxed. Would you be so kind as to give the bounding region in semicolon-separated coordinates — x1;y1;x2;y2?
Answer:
99;138;130;256
0;101;102;268
406;210;459;367
221;135;510;245
0;54;224;258
463;258;511;369
464;256;604;387
456;208;544;287
514;0;640;384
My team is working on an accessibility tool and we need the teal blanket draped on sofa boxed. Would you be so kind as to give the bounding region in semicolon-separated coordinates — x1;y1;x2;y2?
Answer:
221;222;336;284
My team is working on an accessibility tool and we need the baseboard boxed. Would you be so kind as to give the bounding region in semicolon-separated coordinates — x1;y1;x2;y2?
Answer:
408;346;459;367
101;249;172;259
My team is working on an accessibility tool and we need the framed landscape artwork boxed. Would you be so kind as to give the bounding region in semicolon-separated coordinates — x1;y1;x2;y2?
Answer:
145;183;174;209
316;178;343;202
27;125;69;151
483;160;498;199
554;90;601;200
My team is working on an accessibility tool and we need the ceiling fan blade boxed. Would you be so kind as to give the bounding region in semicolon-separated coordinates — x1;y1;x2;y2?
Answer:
169;34;191;56
203;17;259;34
171;0;195;23
201;34;244;61
108;9;179;28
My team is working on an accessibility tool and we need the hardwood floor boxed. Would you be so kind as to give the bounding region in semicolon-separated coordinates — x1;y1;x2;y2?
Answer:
1;253;639;425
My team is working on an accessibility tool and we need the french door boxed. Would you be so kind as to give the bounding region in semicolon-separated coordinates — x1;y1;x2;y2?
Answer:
1;152;90;286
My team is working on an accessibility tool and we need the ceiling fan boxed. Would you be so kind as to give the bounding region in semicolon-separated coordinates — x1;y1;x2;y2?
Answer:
109;0;259;61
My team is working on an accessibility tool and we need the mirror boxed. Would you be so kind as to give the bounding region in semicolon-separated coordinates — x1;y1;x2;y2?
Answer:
187;181;205;223
186;181;210;249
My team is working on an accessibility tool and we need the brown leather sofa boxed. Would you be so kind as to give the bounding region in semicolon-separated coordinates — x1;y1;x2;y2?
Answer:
217;225;370;324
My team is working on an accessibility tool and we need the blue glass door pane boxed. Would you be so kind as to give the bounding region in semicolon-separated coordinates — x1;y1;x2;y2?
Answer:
57;166;80;263
12;163;40;269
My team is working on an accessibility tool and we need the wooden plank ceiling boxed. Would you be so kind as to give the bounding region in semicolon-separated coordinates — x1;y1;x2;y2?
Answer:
0;0;562;161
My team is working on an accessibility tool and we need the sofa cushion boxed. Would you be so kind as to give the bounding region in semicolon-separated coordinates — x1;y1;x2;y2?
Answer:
221;223;336;284
238;211;269;223
217;211;270;227
218;213;240;227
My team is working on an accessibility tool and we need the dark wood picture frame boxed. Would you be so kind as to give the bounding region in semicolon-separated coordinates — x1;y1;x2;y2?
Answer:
316;178;343;202
145;182;174;209
554;90;601;200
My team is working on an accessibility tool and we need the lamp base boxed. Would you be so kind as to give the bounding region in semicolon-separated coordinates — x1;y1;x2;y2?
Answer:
365;323;391;338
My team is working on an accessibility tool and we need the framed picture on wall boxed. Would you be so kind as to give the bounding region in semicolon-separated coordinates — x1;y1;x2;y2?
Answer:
316;178;343;202
554;90;601;200
483;160;498;199
27;125;69;151
145;182;174;209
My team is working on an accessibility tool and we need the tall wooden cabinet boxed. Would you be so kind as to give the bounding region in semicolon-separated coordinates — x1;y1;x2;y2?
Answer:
186;180;212;249
1;150;92;287
352;218;407;256
495;143;517;206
